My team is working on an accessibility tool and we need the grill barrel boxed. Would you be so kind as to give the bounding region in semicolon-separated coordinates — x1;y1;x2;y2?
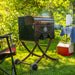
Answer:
18;16;54;41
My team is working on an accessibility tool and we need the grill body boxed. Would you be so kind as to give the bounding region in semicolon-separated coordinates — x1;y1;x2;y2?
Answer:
18;16;54;41
18;16;35;41
34;17;54;41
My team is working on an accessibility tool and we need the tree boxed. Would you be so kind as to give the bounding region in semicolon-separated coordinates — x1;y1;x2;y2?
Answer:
0;0;72;41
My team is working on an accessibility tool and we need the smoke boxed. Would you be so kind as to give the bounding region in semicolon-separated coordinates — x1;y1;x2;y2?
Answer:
40;12;49;17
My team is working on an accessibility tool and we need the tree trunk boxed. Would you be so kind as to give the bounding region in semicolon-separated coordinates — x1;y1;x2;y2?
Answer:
73;3;75;24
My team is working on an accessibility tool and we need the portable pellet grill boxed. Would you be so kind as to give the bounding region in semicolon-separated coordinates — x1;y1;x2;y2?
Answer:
14;16;58;70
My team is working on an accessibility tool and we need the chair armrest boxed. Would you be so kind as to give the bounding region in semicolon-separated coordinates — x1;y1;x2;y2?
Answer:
0;33;13;39
0;35;8;38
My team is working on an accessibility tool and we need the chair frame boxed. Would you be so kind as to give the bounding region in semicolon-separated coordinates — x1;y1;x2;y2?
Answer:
0;33;17;75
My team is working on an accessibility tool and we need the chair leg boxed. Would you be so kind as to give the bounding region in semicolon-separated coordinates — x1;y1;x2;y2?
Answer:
6;37;17;75
0;67;10;75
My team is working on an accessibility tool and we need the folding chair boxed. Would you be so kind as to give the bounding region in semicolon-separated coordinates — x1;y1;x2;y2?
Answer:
0;33;17;75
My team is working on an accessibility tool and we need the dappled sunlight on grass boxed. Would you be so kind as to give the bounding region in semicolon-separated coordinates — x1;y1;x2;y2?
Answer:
1;48;75;75
1;32;75;75
12;42;75;75
13;48;75;74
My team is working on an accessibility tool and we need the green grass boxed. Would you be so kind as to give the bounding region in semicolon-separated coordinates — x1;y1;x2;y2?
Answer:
0;30;75;75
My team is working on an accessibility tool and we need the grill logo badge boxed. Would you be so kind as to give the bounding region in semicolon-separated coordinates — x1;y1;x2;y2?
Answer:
43;26;47;32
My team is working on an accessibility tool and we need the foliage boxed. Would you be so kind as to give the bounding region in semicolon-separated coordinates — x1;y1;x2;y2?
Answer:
47;0;71;25
0;0;73;41
69;0;75;3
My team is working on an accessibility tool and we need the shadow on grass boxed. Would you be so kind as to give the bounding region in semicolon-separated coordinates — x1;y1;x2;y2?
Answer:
15;51;75;75
0;52;75;75
15;55;75;75
24;54;75;75
0;58;15;75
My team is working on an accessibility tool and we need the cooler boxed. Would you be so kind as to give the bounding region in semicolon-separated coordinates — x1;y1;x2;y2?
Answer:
57;42;74;56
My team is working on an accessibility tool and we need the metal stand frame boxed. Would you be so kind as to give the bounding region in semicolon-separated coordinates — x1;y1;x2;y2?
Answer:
16;39;58;66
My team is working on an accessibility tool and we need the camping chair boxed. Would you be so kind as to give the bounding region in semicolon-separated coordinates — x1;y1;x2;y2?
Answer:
0;33;17;75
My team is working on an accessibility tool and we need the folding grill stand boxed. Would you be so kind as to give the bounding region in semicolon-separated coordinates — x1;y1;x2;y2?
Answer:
14;39;58;70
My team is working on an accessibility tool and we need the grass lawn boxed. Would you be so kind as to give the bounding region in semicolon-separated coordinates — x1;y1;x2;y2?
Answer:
0;30;75;75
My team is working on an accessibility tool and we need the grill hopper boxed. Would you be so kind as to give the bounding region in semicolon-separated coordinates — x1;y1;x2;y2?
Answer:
18;16;54;41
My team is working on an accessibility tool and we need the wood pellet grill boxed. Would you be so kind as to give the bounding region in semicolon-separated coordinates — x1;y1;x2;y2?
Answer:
15;16;58;70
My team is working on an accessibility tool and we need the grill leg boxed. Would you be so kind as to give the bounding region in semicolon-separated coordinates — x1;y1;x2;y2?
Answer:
15;41;42;65
17;39;58;71
21;41;41;61
35;40;59;63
